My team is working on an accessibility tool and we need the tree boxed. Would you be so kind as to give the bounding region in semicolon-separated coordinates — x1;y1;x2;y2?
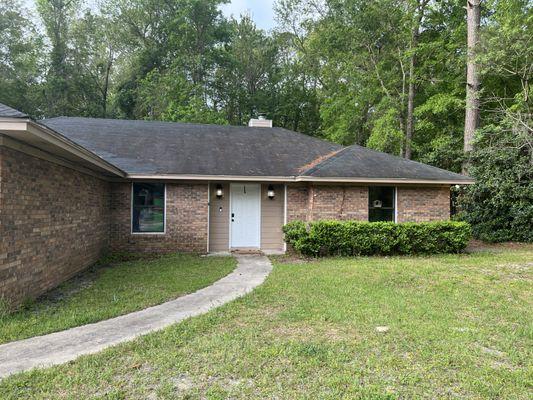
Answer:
0;0;43;116
71;10;120;117
214;15;279;125
37;0;80;116
458;0;532;242
463;0;482;172
405;0;430;159
109;0;228;120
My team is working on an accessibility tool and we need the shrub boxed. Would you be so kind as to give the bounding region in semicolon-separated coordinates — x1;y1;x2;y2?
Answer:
458;120;533;243
283;220;471;257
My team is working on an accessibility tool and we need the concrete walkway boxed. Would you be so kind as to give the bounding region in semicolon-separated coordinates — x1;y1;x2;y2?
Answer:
0;255;272;379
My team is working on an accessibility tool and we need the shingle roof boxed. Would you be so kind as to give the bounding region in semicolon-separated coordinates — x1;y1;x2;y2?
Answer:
302;145;473;182
40;117;342;176
0;102;28;118
38;116;473;182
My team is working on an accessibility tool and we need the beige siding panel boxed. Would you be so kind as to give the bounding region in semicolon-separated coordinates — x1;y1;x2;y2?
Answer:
209;183;230;252
261;184;285;251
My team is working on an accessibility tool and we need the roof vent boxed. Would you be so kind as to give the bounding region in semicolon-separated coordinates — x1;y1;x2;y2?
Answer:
248;114;272;128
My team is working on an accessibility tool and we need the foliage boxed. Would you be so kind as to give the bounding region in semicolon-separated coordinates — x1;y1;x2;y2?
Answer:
0;0;43;115
366;106;404;155
458;116;533;242
457;0;532;242
283;220;471;256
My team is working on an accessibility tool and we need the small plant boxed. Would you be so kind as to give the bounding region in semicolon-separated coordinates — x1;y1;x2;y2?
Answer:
0;297;10;320
283;220;471;257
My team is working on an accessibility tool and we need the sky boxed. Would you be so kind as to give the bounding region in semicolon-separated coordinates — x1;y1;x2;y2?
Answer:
220;0;277;31
23;0;278;32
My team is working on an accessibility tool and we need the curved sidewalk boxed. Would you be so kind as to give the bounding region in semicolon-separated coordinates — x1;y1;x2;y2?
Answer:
0;254;272;379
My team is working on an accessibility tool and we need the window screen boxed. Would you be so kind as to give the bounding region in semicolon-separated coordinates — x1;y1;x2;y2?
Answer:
368;186;395;222
132;183;165;233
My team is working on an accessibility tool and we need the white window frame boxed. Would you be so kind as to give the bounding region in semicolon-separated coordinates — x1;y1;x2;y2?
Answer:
131;182;167;235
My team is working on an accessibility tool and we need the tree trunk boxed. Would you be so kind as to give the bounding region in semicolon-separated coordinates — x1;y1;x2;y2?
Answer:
463;0;481;173
102;54;112;118
405;27;418;160
405;0;428;160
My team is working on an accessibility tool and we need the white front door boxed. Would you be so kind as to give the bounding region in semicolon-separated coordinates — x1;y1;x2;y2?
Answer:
230;183;261;248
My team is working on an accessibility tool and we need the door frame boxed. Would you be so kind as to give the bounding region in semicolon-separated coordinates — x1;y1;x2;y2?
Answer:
229;183;261;249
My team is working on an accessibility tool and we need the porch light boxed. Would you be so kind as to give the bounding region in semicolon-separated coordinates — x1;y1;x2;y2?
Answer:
267;185;275;199
215;184;223;198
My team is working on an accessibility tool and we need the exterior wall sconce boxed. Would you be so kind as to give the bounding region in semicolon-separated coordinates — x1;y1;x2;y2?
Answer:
216;184;223;199
267;185;275;199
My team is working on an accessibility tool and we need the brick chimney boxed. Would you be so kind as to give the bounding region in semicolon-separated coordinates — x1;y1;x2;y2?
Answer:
248;114;272;128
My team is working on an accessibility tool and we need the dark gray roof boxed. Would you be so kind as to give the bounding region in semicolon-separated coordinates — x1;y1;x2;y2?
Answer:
0;102;28;118
302;145;473;182
38;116;473;182
40;117;342;176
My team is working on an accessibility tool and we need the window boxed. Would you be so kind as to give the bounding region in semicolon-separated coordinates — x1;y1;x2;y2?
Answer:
132;183;165;233
368;186;395;222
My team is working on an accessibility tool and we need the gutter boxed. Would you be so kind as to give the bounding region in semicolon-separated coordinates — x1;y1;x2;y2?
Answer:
127;173;475;185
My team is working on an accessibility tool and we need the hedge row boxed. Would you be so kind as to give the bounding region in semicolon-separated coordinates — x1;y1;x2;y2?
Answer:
283;220;472;257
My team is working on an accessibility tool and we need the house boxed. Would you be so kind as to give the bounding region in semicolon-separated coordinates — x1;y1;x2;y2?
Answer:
0;103;473;305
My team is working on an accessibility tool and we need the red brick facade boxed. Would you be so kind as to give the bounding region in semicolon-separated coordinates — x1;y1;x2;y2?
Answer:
287;185;368;221
287;184;450;223
109;182;208;253
396;186;450;222
0;146;110;306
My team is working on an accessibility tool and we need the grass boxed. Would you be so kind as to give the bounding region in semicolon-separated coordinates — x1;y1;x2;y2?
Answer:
0;253;236;344
1;246;532;399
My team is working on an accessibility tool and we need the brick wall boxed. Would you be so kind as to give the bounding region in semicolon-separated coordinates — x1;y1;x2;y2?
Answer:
0;146;110;307
396;186;450;222
287;185;368;222
287;184;449;223
109;182;208;253
286;186;308;221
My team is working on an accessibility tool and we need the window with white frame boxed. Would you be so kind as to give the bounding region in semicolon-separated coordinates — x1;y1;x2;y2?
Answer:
132;183;165;233
368;186;395;222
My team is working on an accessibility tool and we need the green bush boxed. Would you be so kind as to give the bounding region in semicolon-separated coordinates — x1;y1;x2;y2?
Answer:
283;220;471;257
458;120;533;243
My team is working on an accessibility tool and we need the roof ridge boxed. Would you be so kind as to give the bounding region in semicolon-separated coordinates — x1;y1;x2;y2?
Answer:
40;116;292;132
300;146;352;176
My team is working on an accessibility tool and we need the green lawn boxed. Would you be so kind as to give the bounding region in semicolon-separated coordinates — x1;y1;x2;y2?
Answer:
1;247;532;399
0;253;236;344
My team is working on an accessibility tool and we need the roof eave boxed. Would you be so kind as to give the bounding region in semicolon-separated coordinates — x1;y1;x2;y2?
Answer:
296;176;475;185
0;118;126;178
126;173;474;185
